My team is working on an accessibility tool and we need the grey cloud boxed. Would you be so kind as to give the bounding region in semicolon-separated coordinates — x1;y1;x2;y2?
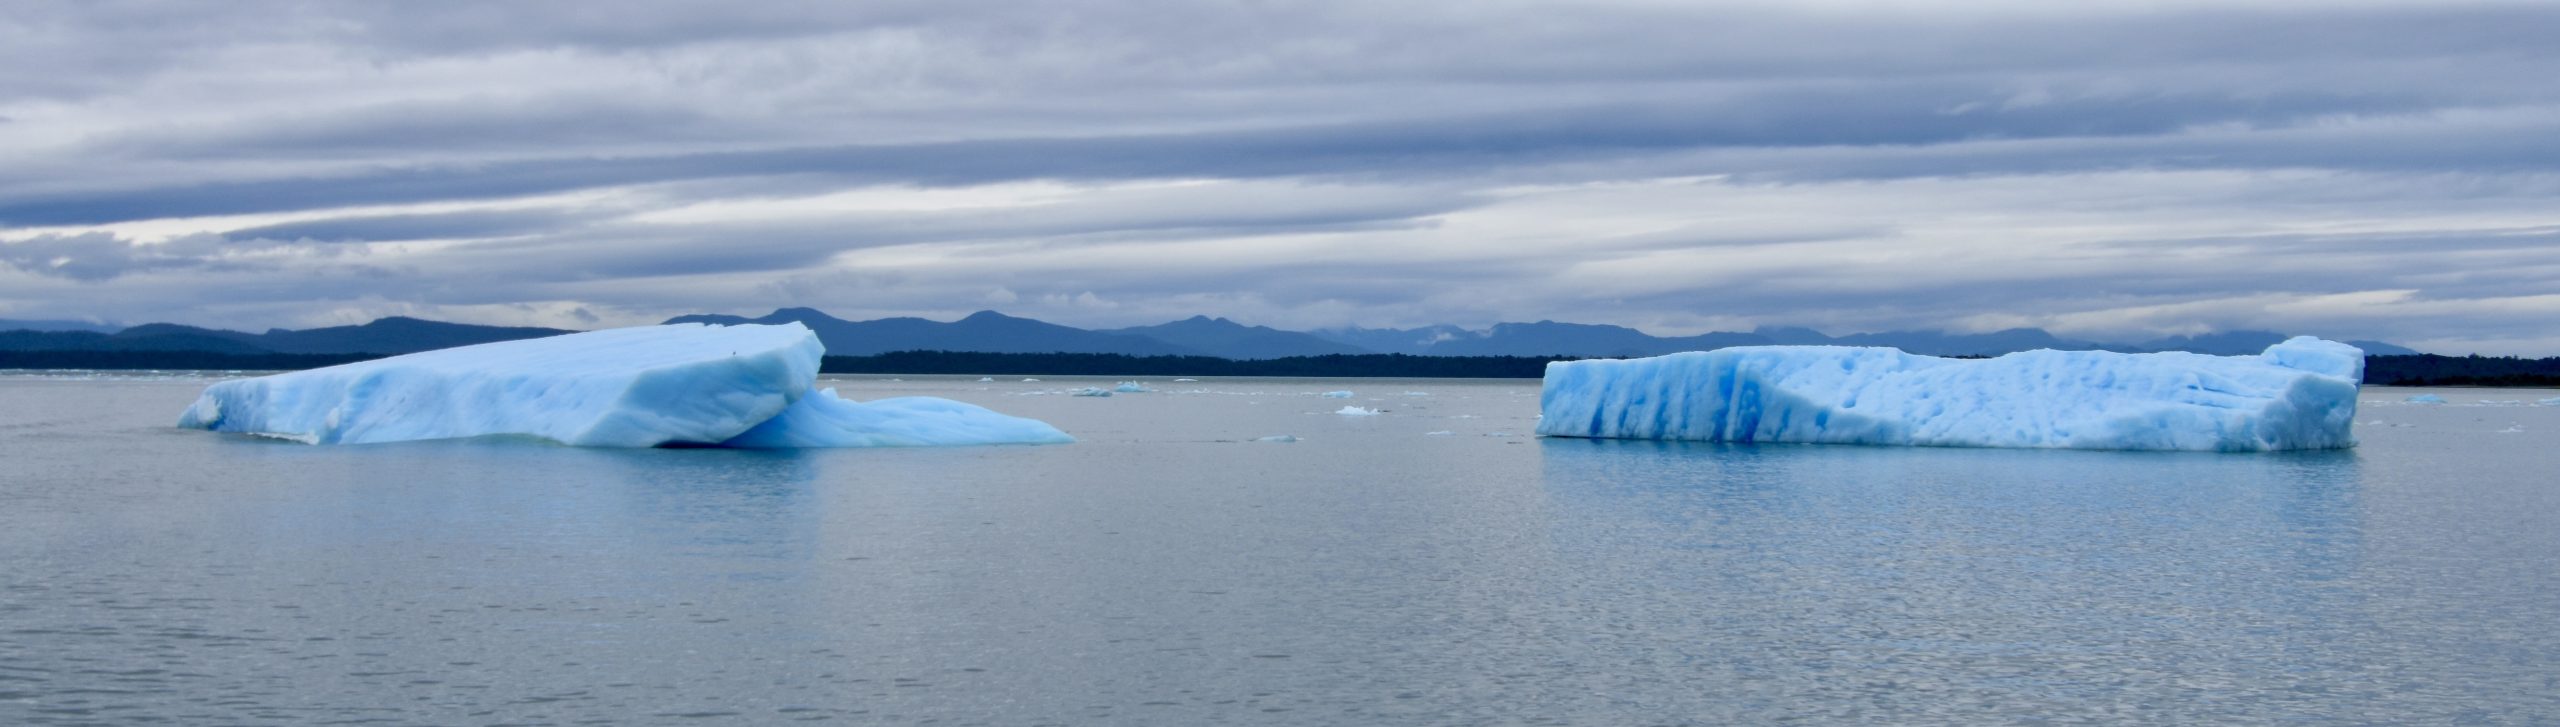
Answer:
123;99;741;161
7;1;2560;352
14;89;2544;227
221;208;607;243
0;232;334;281
423;182;1482;281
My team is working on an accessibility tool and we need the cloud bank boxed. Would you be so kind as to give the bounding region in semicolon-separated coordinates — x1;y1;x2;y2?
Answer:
4;1;2557;353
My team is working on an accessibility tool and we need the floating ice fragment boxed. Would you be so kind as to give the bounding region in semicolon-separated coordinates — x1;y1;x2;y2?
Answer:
1334;405;1380;416
1254;434;1299;443
1114;381;1155;393
1070;387;1113;397
978;377;995;382
1320;390;1355;398
1174;378;1199;382
2542;397;2560;406
2405;394;2448;404
1538;336;2364;452
1424;430;1456;436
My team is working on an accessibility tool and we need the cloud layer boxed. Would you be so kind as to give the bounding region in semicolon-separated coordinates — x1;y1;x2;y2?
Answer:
5;1;2557;353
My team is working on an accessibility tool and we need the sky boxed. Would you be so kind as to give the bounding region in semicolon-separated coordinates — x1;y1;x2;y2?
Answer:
2;1;2557;354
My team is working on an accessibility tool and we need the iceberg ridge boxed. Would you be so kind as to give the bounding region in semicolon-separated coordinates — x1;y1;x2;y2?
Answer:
178;322;1071;448
1536;336;2362;452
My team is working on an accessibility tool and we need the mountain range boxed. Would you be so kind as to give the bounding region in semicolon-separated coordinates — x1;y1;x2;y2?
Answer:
0;311;2423;359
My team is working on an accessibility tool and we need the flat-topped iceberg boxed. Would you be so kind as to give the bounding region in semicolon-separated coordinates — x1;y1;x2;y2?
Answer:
178;322;1070;448
1537;336;2362;452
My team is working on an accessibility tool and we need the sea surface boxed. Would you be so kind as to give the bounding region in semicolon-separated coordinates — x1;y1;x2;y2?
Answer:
2;374;2556;725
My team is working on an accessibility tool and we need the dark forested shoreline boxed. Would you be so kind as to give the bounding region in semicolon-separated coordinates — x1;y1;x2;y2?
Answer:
4;349;2556;387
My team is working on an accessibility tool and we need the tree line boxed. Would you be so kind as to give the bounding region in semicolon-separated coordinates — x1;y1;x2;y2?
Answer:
5;348;2556;387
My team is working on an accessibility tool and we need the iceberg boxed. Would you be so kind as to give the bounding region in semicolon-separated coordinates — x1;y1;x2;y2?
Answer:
1536;336;2363;452
1113;381;1154;393
1335;405;1380;416
177;322;1070;448
2405;394;2448;404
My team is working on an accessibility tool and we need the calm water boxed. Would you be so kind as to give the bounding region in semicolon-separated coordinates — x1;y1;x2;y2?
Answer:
2;375;2556;725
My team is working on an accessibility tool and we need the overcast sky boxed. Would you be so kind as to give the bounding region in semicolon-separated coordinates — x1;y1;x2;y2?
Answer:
3;1;2557;353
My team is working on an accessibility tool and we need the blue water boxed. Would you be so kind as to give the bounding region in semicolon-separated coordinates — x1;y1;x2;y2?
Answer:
2;376;2556;724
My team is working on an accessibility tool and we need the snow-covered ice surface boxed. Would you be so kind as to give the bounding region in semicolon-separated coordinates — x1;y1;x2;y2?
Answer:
176;323;1069;448
1538;337;2364;452
723;389;1070;448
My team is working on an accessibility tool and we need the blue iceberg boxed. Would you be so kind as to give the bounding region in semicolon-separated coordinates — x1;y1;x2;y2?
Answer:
1536;336;2362;452
177;322;1070;448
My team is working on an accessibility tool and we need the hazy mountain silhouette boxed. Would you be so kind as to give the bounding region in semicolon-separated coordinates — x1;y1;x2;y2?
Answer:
0;317;570;356
2138;330;2419;357
4;307;2434;361
1425;321;1777;357
0;319;120;334
1100;316;1371;359
664;308;1204;356
1306;325;1482;355
1;327;272;354
254;317;575;354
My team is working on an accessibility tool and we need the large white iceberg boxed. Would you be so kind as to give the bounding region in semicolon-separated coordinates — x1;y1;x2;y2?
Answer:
177;322;1070;448
1536;336;2362;452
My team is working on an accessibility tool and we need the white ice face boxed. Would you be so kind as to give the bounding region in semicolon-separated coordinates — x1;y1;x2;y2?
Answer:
1536;337;2365;452
178;323;1069;448
722;390;1071;449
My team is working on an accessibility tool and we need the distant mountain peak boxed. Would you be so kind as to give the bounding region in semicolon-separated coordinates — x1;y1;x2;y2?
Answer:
767;306;836;319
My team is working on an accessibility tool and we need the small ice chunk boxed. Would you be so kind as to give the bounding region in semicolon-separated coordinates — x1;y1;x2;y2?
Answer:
1424;430;1455;436
1114;381;1155;393
1254;434;1299;443
978;377;995;382
1174;378;1199;382
2541;397;2560;406
1070;387;1113;397
1335;406;1379;416
2405;394;2448;404
1320;390;1355;398
1021;378;1041;382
